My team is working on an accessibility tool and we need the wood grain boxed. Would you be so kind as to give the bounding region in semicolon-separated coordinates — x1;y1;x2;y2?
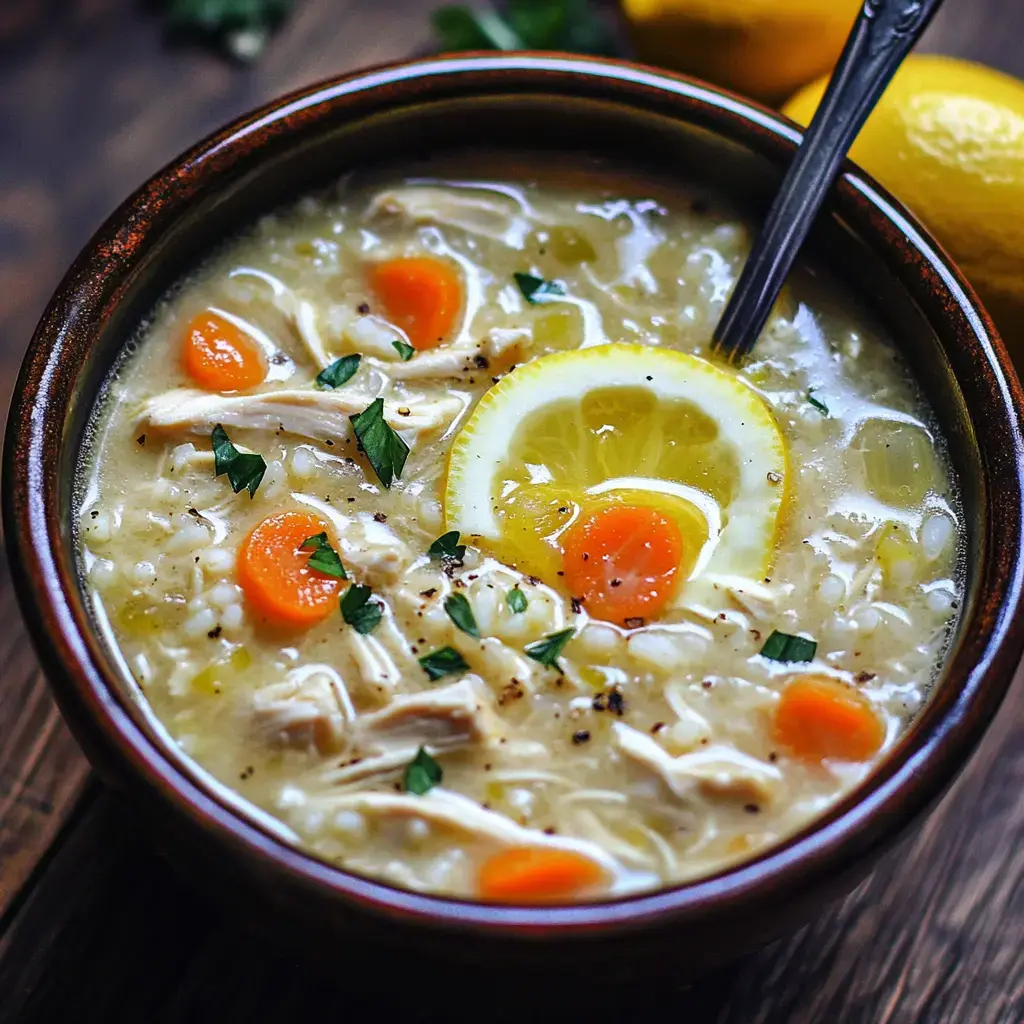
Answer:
1;0;1023;1020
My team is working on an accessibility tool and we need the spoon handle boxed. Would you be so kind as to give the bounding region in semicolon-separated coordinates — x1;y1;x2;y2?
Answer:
711;0;945;364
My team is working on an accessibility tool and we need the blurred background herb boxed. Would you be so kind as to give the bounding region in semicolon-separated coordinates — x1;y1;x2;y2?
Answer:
432;0;618;55
162;0;294;60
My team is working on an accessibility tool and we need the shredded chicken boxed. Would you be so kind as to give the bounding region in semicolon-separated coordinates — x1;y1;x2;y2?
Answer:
612;722;782;806
367;186;535;249
309;787;618;872
319;676;506;785
252;665;355;755
140;387;463;443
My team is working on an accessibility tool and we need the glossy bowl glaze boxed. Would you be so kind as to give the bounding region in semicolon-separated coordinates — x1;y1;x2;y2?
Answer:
5;55;1024;974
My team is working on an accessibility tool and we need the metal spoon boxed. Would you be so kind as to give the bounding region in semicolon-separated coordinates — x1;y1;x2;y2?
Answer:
711;0;945;364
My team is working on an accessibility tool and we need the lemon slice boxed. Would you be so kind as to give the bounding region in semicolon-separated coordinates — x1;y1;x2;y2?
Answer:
444;343;789;614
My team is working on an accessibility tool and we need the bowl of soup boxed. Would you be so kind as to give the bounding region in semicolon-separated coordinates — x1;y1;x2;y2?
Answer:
5;54;1024;971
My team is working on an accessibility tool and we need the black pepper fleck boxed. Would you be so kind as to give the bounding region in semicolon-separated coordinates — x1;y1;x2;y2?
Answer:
572;729;591;745
373;512;387;522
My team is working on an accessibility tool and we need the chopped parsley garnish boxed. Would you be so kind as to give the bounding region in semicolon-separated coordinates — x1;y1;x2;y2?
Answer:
211;424;266;497
341;584;382;634
444;593;479;638
300;532;347;579
419;646;469;681
392;340;416;362
428;530;466;562
403;746;443;796
350;397;410;489
807;389;829;416
760;630;817;664
316;353;361;389
507;587;528;614
524;627;575;672
514;272;566;304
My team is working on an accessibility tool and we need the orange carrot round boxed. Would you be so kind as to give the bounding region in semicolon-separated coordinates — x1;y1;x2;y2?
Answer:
367;256;462;351
182;310;267;391
773;676;885;763
560;504;683;624
237;511;342;627
478;847;606;903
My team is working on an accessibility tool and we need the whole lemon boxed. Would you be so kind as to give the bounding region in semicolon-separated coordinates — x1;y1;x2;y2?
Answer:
785;56;1024;356
622;0;861;105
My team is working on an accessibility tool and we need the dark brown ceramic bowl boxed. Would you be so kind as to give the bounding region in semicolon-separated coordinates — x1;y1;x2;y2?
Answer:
5;54;1024;975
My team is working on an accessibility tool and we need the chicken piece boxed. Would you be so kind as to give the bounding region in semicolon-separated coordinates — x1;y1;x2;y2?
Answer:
345;631;400;694
367;186;534;249
370;345;482;381
612;722;782;806
310;788;619;873
337;520;413;588
140;387;463;443
358;676;504;751
319;677;507;785
252;665;355;755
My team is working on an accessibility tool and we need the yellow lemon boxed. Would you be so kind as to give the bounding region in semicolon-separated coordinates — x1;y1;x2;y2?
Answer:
444;344;788;618
785;56;1024;358
621;0;860;105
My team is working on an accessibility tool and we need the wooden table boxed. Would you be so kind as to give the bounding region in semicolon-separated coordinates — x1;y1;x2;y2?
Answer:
1;2;1021;1020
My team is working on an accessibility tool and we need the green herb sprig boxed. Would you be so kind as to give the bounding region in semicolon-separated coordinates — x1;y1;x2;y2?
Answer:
429;530;467;563
403;746;443;795
419;646;469;681
317;354;361;389
211;424;266;497
341;584;383;634
524;627;575;673
392;340;416;362
514;272;566;304
760;631;817;664
300;533;347;579
444;593;479;638
350;397;410;489
507;587;528;614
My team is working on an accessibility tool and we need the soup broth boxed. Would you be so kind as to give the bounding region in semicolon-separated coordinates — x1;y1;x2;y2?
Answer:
78;157;962;901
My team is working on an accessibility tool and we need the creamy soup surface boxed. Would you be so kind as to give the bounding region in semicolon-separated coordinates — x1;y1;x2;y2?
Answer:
78;157;963;901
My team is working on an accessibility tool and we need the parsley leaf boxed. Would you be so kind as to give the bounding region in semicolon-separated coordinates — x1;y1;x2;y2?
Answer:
403;746;443;796
300;532;347;579
211;424;266;497
514;271;566;304
419;646;469;681
760;631;817;664
350;397;410;489
433;0;616;56
807;389;829;416
507;587;528;614
392;340;416;362
428;530;466;562
444;593;479;638
316;354;361;389
164;0;293;61
341;584;382;634
524;627;575;672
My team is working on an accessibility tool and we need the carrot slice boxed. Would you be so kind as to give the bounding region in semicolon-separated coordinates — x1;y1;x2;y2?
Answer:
182;310;267;391
237;511;343;627
478;847;606;903
367;256;462;351
560;504;683;624
773;676;885;763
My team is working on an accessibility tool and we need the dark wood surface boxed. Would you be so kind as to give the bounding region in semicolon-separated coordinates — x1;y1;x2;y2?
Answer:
1;2;1022;1020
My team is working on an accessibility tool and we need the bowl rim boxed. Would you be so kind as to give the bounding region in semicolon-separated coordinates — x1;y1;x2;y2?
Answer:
5;52;1024;938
